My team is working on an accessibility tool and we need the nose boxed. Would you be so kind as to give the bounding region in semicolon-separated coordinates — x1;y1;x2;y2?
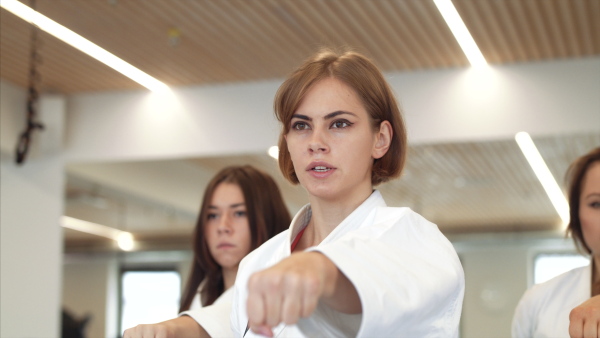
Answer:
217;214;232;234
308;129;329;154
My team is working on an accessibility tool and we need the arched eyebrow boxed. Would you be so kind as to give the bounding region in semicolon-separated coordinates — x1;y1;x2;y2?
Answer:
583;193;600;199
208;203;245;210
291;110;357;121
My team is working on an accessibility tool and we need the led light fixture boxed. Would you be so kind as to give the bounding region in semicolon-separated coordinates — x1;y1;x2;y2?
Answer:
1;0;169;92
61;216;135;251
515;132;570;227
433;0;487;67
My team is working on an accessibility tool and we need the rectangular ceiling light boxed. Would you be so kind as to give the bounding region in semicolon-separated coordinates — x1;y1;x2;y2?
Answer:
515;132;570;227
61;216;134;251
1;0;169;92
433;0;487;67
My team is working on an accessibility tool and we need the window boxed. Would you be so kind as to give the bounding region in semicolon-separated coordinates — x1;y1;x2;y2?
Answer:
120;270;181;335
534;253;590;284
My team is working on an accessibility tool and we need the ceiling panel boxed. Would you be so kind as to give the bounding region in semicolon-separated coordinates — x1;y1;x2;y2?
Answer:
2;0;599;94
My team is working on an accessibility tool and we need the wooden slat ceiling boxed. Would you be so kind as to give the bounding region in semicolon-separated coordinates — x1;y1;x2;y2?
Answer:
2;0;599;94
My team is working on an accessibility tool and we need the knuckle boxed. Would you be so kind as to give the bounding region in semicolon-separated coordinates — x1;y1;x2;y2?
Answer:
283;273;300;290
248;273;268;291
266;275;283;291
570;305;600;321
249;271;284;292
304;276;321;296
570;307;580;321
570;306;584;320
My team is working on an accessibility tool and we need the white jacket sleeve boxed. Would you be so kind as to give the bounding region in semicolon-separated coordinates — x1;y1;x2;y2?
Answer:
230;280;243;337
512;287;537;338
180;288;235;337
309;208;464;337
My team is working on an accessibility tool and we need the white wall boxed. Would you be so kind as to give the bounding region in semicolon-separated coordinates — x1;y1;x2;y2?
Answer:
65;57;600;163
65;81;283;163
394;58;600;144
0;80;66;337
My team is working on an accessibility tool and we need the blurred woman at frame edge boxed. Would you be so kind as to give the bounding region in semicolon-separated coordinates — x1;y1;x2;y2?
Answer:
512;147;600;338
230;48;465;337
124;165;291;337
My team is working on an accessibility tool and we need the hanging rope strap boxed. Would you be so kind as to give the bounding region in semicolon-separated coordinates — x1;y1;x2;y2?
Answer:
15;0;44;165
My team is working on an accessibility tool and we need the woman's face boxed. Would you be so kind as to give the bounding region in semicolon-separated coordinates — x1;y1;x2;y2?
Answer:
284;77;389;202
204;183;252;272
580;161;600;256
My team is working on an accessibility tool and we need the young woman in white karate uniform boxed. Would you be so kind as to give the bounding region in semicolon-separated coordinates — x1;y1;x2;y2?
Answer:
123;165;290;337
512;147;600;338
230;49;465;337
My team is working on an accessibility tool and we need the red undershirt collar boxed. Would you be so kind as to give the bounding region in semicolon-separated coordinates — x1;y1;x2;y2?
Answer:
290;226;307;251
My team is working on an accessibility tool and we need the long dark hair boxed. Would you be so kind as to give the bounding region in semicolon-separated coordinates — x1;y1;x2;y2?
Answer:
179;165;291;311
566;147;600;254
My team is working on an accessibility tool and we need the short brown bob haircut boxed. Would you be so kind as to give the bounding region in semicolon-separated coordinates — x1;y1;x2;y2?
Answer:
565;146;600;254
179;165;291;311
274;48;407;186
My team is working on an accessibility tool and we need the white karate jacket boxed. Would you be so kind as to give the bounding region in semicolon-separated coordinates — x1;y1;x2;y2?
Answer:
180;287;234;337
512;263;591;338
231;190;465;337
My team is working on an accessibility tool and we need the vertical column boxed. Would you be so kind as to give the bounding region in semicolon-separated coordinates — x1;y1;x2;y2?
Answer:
1;81;65;338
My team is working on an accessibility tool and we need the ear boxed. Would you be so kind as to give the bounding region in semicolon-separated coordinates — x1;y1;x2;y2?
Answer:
372;120;392;160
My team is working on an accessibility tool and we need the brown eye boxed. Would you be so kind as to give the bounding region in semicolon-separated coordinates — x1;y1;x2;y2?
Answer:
292;122;309;130
331;120;352;129
234;210;247;217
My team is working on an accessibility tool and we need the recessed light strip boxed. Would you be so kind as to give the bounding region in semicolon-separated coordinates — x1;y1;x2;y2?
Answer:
0;0;169;92
433;0;487;67
515;132;570;227
60;216;135;251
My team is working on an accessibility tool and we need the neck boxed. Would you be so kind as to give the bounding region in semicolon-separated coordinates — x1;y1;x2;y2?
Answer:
300;186;373;248
222;267;237;291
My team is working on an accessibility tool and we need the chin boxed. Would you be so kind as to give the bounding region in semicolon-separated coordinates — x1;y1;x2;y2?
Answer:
215;256;239;268
304;184;340;200
218;261;239;270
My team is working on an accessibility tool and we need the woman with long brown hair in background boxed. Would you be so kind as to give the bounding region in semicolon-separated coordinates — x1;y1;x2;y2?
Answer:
124;165;291;337
513;147;600;338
